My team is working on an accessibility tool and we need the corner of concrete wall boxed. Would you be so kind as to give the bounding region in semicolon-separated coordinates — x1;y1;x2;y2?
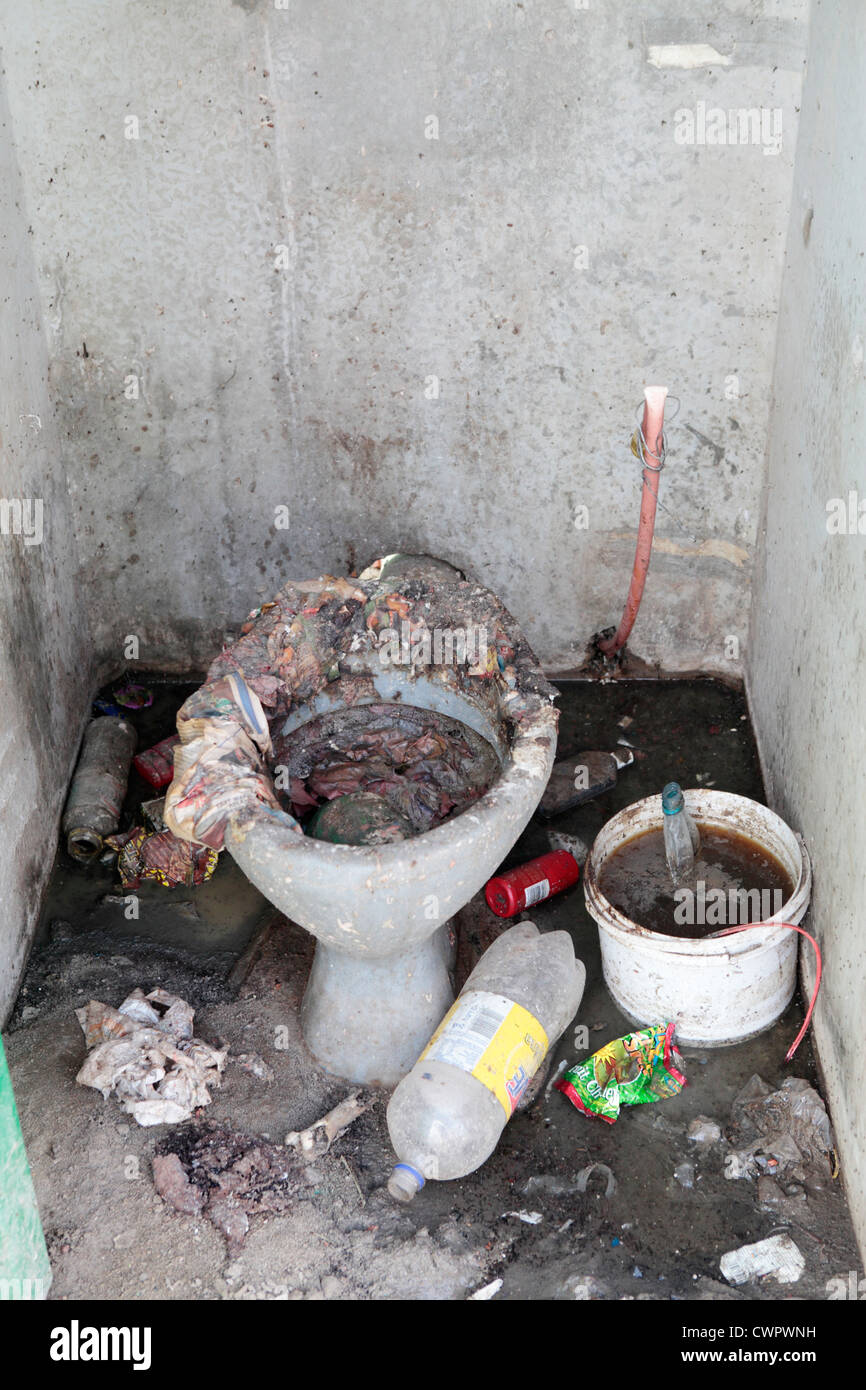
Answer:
0;60;95;1024
746;0;866;1266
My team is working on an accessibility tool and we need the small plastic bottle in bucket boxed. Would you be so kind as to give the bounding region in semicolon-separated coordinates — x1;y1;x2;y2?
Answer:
662;781;700;884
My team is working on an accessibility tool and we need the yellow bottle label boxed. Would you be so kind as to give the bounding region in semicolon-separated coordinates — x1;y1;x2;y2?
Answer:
420;990;549;1118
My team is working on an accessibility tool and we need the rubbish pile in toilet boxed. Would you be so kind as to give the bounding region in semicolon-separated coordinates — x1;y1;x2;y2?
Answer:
274;700;500;840
161;555;560;1084
163;554;556;855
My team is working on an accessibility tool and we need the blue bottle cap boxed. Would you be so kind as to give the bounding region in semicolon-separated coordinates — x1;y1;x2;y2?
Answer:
392;1163;425;1190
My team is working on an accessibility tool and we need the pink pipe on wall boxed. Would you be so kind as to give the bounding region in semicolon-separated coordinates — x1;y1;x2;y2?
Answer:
599;385;668;657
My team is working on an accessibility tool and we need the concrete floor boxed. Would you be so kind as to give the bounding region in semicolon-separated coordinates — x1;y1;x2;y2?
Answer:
5;678;859;1301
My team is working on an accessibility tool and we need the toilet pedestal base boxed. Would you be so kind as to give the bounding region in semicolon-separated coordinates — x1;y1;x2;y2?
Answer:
300;925;455;1086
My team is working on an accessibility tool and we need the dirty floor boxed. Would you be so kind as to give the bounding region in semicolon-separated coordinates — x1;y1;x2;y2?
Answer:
5;678;859;1301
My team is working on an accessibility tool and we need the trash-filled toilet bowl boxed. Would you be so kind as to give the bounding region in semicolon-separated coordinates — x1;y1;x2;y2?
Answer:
226;670;555;1083
583;790;812;1047
165;558;558;1084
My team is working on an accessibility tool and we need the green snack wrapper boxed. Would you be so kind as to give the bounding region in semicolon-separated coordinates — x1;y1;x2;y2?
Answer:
555;1022;686;1123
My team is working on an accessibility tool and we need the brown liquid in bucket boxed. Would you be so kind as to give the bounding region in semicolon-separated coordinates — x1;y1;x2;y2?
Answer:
598;824;794;940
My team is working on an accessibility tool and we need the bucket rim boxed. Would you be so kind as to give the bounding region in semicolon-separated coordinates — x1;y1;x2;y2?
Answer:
583;788;812;956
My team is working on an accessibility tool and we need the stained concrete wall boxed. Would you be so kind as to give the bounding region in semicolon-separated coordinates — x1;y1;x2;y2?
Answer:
0;0;806;678
748;0;866;1263
0;74;94;1023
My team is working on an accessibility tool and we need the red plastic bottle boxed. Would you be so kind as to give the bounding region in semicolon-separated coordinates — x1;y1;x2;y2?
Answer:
485;850;580;918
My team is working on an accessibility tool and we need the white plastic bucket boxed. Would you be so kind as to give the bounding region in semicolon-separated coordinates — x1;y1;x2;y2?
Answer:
583;790;812;1046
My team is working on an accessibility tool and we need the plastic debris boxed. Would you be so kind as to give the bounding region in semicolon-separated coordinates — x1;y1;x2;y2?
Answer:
133;735;180;788
756;1175;806;1210
387;923;584;1200
521;1172;587;1198
674;1161;695;1189
468;1278;503;1301
285;1091;370;1159
724;1149;758;1181
502;1210;543;1225
736;1074;832;1164
113;680;153;709
575;1163;617;1197
719;1233;805;1286
724;1132;804;1181
544;1058;569;1100
75;988;226;1126
555;1023;686;1124
687;1115;722;1145
563;1274;609;1300
0;1034;52;1296
725;1074;833;1180
154;1122;302;1255
92;697;121;717
139;796;167;831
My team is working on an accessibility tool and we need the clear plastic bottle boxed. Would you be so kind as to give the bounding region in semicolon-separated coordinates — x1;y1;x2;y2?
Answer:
386;921;585;1201
662;781;700;886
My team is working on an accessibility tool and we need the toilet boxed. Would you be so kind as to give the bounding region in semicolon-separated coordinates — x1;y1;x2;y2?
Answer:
165;555;558;1085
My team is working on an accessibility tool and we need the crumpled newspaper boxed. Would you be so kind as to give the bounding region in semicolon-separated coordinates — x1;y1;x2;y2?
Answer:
75;987;226;1126
164;673;285;851
720;1233;805;1286
724;1073;833;1180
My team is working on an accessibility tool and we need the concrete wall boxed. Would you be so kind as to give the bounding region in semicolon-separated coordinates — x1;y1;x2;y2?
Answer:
748;0;866;1263
0;0;805;677
0;72;94;1023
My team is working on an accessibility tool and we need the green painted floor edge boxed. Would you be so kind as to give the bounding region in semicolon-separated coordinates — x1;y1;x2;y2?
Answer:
0;1034;51;1299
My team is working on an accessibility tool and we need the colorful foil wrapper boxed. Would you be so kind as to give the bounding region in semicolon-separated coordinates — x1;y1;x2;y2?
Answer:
113;680;154;710
106;826;219;890
555;1022;686;1124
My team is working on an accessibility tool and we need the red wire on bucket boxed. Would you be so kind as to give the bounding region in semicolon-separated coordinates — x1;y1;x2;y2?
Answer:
707;922;822;1061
